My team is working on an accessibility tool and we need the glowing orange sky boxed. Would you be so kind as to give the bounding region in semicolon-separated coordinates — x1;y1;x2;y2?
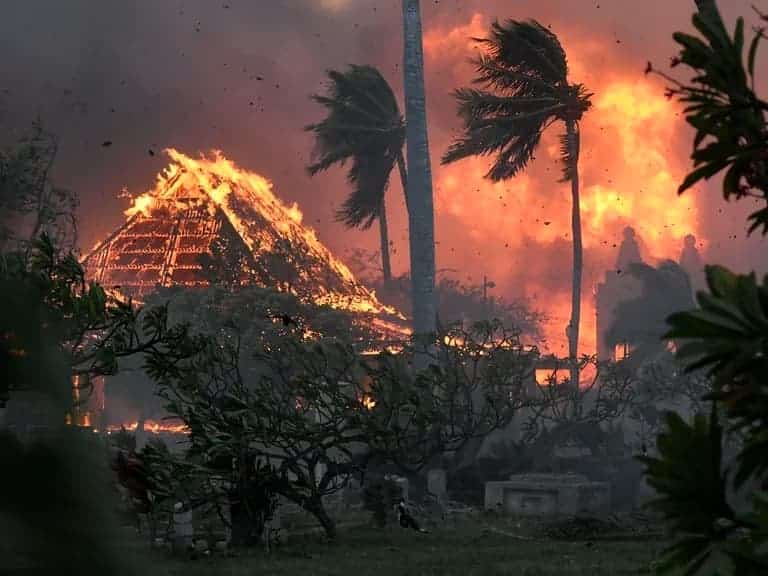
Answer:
416;13;704;355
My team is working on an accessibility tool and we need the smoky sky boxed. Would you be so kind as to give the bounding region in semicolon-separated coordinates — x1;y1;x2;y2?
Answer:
1;0;764;296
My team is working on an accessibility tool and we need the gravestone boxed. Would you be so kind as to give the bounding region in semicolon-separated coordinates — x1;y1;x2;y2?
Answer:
263;504;282;548
385;474;409;501
427;469;447;502
342;478;364;508
172;502;194;553
484;473;610;516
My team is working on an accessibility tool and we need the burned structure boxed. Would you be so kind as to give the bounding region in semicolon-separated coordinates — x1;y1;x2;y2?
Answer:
77;149;409;433
83;149;407;334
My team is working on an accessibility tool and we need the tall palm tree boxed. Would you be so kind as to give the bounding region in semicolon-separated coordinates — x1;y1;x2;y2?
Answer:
402;0;437;361
442;19;592;383
306;65;408;283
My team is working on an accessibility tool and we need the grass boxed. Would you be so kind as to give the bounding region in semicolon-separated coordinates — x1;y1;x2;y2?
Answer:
137;514;663;576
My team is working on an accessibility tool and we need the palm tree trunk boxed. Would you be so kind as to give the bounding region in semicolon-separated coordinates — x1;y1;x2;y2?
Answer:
396;152;410;213
566;120;583;387
402;0;437;368
378;197;392;283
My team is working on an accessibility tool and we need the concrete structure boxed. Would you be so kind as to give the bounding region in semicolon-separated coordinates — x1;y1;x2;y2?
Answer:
484;473;610;516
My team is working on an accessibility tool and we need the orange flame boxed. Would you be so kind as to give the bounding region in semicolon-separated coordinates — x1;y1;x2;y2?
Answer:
361;394;376;410
106;419;190;435
116;149;409;338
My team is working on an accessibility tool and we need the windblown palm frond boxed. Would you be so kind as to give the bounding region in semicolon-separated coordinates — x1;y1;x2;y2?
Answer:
442;18;592;380
475;20;568;85
442;19;592;182
306;65;405;229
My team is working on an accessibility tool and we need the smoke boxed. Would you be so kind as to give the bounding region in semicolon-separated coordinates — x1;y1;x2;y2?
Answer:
1;0;764;353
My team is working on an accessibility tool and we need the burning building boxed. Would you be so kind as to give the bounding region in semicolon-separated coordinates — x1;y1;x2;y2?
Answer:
79;148;410;434
83;149;408;332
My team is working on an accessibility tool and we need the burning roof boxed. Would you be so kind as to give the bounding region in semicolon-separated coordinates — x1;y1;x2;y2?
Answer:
83;148;408;339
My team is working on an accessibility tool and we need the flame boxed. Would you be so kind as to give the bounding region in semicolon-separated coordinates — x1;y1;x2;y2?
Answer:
106;419;189;435
361;394;376;410
125;193;157;218
423;14;705;357
113;149;409;338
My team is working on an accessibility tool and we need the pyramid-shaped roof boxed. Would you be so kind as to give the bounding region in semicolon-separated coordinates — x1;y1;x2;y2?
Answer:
83;149;407;339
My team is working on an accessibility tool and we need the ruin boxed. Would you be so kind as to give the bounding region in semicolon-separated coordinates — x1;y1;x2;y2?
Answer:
484;473;610;516
77;149;409;433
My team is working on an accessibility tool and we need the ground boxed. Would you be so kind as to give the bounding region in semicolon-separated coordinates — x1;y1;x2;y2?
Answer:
142;514;663;576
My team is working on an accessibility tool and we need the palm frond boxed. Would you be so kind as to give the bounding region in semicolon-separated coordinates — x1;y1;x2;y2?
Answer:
472;54;557;97
336;150;397;229
443;114;549;181
445;18;591;183
481;19;568;86
453;88;560;122
305;65;404;229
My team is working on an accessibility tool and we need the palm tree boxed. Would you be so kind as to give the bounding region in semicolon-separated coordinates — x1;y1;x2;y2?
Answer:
442;19;592;383
306;65;408;283
402;0;438;360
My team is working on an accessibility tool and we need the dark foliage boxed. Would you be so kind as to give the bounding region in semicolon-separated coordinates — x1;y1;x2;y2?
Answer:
306;65;406;229
442;19;591;182
650;2;768;235
643;264;768;573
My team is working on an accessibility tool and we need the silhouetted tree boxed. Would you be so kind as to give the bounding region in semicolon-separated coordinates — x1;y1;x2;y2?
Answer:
443;19;592;384
306;65;407;283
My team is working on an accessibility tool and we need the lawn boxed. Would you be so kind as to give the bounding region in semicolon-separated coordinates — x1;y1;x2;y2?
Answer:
143;514;663;576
